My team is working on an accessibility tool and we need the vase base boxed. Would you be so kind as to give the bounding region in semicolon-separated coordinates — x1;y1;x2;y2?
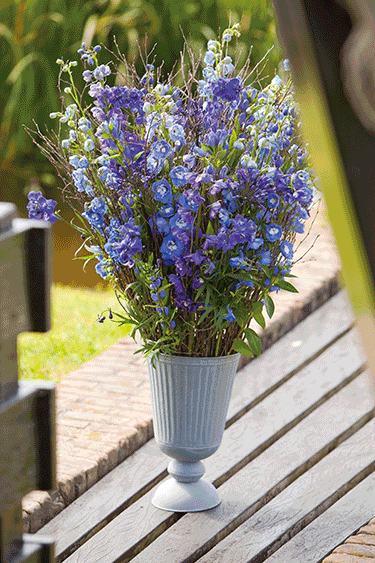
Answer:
152;478;221;512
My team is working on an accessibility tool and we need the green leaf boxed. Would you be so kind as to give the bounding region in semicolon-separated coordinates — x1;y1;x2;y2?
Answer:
206;221;215;235
264;294;275;319
251;302;266;329
232;338;254;357
232;305;249;328
234;116;241;136
229;127;238;147
243;328;262;356
111;312;136;325
261;265;272;278
276;279;299;293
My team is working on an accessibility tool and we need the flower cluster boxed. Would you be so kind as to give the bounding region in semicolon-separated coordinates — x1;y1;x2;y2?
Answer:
28;25;318;359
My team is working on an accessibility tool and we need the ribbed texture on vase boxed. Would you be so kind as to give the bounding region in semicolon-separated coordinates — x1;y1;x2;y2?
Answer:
147;354;240;450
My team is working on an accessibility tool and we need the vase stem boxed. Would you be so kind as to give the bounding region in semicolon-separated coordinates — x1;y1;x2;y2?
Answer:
168;459;205;483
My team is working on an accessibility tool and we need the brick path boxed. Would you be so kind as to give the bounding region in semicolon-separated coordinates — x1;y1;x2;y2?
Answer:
21;199;375;561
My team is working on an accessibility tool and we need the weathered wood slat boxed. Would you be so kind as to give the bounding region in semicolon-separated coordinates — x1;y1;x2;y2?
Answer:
39;290;356;561
227;290;356;423
196;417;375;563
64;371;374;563
265;471;375;563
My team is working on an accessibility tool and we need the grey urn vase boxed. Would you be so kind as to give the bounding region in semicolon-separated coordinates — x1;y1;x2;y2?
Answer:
147;352;240;512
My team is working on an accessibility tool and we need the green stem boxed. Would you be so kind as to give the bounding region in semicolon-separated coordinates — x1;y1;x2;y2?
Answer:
215;332;222;356
187;312;195;355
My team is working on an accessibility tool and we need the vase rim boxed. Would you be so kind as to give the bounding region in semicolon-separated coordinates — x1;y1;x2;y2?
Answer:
148;352;241;365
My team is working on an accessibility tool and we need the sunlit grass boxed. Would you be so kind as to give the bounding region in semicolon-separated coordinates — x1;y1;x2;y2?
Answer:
18;284;131;383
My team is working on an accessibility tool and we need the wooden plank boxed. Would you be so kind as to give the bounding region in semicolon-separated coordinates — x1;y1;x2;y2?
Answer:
40;292;356;560
196;418;375;562
227;290;356;422
265;471;375;563
63;372;374;563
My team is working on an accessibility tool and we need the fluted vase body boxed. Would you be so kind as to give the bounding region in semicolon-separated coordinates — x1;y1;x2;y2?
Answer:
147;353;240;512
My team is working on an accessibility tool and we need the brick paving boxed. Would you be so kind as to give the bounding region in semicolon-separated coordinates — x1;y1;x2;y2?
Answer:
21;199;375;560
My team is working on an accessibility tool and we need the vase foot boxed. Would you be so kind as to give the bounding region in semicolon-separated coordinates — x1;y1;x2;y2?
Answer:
152;478;221;512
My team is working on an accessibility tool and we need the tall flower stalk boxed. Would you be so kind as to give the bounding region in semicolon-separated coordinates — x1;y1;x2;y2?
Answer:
27;25;317;359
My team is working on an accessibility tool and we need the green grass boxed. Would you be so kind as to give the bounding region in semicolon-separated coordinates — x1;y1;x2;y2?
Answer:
18;284;131;383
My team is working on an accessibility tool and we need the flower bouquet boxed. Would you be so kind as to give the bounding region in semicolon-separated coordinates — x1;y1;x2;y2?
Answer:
27;24;317;512
27;24;316;361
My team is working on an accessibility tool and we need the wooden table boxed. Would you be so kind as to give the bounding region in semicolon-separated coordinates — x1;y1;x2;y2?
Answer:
39;290;375;563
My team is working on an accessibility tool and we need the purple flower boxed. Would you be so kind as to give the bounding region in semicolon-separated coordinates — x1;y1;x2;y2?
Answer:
168;273;184;293
83;70;93;82
170;210;194;233
27;191;59;224
147;154;163;175
184;250;206;265
229;256;247;269
192;275;204;289
177;189;204;212
212;77;242;103
82;197;107;231
267;194;279;209
258;250;271;265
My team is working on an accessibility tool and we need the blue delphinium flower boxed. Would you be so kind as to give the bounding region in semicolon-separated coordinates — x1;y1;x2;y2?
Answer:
152;179;173;204
170;165;189;187
280;240;294;260
82;197;107;232
265;224;283;242
160;234;185;265
223;305;236;323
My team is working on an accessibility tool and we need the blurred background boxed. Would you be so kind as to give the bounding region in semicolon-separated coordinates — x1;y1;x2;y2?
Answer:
0;0;281;287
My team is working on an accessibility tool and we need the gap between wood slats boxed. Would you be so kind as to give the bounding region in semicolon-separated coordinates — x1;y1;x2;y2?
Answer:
256;461;375;563
195;416;375;563
216;363;367;489
184;410;375;563
265;474;375;563
58;332;367;562
226;323;356;429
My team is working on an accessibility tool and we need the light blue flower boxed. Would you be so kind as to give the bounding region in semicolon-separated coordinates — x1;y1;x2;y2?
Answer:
280;240;294;260
170;165;188;187
152;180;173;204
84;138;95;151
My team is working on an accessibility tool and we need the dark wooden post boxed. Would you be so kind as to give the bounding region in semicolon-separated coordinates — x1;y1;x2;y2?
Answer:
0;202;56;562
